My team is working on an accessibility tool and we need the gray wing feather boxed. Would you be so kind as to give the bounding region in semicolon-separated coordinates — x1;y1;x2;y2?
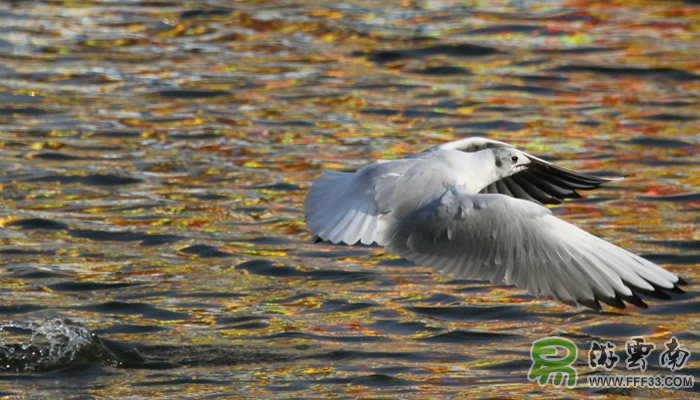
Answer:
381;189;680;309
305;169;381;245
306;156;461;246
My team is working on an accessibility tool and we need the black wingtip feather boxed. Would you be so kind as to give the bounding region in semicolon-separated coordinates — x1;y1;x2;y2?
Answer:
578;298;602;311
598;294;626;310
628;282;672;300
676;277;688;286
666;284;685;294
511;173;562;204
523;172;581;199
541;163;616;187
582;278;684;311
646;279;685;296
619;292;648;309
529;167;603;190
547;168;608;187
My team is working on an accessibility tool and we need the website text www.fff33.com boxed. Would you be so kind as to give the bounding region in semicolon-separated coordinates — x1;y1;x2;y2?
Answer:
587;374;694;389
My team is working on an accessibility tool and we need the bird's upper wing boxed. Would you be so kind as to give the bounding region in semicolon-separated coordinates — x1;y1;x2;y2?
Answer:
426;137;620;204
304;168;382;245
381;188;682;310
305;159;422;245
305;156;459;245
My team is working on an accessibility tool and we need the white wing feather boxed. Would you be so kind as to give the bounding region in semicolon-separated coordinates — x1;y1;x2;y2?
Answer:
305;170;379;245
305;153;471;245
380;189;680;309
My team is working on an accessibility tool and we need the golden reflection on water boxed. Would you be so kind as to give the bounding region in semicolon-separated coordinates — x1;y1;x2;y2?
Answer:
0;0;698;398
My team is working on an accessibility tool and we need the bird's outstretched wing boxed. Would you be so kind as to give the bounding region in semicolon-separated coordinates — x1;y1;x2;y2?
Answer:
381;189;683;310
305;156;459;245
305;159;426;245
427;137;620;204
305;169;381;245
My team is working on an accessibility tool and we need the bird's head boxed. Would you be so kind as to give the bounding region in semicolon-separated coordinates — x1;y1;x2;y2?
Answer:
491;147;535;178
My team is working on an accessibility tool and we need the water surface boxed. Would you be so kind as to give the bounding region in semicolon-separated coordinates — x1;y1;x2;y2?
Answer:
0;0;698;398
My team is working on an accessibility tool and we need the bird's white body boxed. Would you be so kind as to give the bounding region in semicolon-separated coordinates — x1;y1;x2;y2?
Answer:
305;137;684;310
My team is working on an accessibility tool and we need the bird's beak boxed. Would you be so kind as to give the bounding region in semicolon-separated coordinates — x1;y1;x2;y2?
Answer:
525;155;547;169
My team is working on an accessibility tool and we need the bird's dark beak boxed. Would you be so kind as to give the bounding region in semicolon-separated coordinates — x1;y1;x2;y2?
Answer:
526;156;547;169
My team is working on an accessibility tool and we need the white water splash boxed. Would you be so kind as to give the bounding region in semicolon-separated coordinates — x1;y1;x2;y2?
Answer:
0;318;94;371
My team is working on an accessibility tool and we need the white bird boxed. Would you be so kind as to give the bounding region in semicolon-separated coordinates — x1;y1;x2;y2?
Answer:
304;137;685;310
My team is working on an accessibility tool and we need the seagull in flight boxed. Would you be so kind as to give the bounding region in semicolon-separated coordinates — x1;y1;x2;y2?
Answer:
304;137;685;310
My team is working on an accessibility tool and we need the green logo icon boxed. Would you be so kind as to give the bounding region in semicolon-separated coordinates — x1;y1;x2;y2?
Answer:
528;336;578;388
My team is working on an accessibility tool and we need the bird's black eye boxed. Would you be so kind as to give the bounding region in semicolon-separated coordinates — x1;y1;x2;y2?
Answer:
511;155;518;162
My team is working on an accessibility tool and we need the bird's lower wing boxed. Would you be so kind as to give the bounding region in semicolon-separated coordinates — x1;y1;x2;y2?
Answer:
382;190;682;310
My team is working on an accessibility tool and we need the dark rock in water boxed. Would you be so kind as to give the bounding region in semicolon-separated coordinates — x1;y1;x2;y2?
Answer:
0;319;121;372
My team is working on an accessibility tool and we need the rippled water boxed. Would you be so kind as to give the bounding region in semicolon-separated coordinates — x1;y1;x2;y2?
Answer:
0;0;698;398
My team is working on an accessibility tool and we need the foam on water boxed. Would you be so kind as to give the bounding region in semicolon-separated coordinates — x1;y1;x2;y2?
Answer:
0;318;112;372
